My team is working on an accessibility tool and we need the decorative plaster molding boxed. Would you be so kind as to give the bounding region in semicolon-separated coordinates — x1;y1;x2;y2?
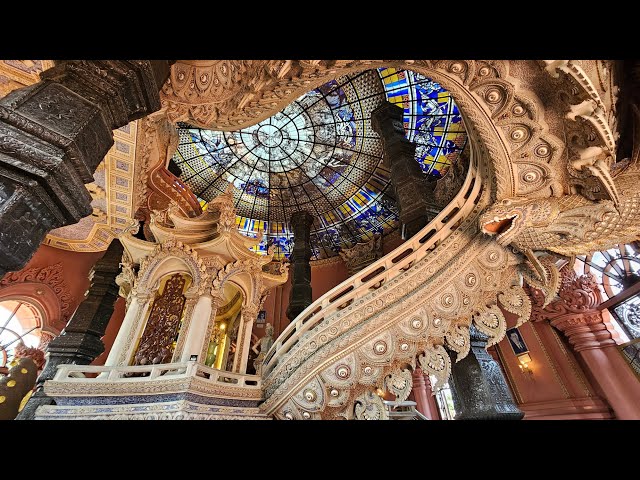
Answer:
0;262;75;324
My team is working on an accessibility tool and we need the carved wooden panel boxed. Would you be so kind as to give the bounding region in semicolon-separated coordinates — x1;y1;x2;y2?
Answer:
132;273;187;366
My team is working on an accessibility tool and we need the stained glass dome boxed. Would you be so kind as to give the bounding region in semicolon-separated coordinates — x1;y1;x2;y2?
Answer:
173;67;467;260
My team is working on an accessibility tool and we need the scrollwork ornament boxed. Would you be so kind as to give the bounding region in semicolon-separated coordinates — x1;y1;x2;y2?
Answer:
418;343;451;390
498;284;533;327
354;390;388;420
445;322;471;361
383;368;413;402
472;304;506;347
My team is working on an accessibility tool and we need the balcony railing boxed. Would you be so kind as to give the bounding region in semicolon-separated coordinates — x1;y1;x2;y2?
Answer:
51;361;261;389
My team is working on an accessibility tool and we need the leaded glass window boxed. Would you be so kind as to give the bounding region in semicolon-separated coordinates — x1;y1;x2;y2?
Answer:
577;242;640;341
0;300;42;370
174;68;467;260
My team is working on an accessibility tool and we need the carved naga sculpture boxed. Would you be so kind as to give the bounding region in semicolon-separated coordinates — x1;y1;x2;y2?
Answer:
480;100;640;299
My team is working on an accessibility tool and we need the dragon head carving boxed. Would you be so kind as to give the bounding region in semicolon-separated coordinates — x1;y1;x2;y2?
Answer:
480;194;621;256
479;197;559;247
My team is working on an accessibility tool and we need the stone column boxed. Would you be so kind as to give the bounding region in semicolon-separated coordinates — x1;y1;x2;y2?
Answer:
371;102;439;239
286;210;314;322
180;293;212;363
104;296;142;366
0;60;171;277
106;292;155;367
535;269;640;419
447;325;524;420
17;239;124;420
233;305;258;374
411;367;441;420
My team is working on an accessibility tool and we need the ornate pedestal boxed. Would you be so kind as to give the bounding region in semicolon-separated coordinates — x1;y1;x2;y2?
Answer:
31;185;288;420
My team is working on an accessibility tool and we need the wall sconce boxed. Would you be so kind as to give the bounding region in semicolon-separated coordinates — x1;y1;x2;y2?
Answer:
517;353;533;376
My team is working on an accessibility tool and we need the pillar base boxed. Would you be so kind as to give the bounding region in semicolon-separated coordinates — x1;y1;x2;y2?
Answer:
448;327;524;420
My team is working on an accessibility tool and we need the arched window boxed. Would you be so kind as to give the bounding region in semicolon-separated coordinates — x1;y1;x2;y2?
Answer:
0;300;43;370
576;242;640;341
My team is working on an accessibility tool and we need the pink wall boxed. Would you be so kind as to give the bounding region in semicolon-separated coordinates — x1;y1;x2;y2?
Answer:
0;242;129;366
495;312;613;419
17;245;105;316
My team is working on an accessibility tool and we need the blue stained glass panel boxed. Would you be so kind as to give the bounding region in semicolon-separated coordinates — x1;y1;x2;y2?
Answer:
174;67;467;259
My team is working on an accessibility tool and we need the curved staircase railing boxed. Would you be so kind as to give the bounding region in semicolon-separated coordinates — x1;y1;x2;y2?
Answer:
263;148;483;380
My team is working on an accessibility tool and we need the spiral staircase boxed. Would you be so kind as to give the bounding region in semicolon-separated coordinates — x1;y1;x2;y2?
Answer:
258;141;522;419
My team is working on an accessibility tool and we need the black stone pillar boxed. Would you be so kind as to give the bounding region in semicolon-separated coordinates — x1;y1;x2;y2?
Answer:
447;325;524;420
16;239;124;420
0;60;171;276
371;102;439;239
286;210;314;322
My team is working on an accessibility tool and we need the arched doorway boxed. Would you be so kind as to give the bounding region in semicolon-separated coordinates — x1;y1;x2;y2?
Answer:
131;272;192;366
204;282;244;371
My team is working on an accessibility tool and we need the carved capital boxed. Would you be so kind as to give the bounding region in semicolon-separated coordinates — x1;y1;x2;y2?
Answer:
528;267;615;350
550;311;616;351
242;304;260;323
529;267;601;319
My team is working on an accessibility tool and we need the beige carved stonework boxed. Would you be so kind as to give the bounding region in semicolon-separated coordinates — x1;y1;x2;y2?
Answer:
255;60;635;419
261;148;534;419
26;60;640;419
479;176;640;257
110;185;288;369
384;368;413;402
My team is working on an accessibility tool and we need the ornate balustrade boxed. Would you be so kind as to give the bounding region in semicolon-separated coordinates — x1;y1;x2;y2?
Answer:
36;361;266;419
48;361;261;389
258;140;525;419
263;147;482;378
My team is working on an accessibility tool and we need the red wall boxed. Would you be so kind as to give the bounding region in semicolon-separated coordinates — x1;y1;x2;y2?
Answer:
495;311;613;419
19;245;105;315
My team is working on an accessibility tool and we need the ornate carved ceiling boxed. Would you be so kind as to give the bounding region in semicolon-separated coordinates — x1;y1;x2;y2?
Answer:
250;60;629;419
2;60;621;260
0;61;55;97
0;61;140;253
173;67;467;259
161;60;620;205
